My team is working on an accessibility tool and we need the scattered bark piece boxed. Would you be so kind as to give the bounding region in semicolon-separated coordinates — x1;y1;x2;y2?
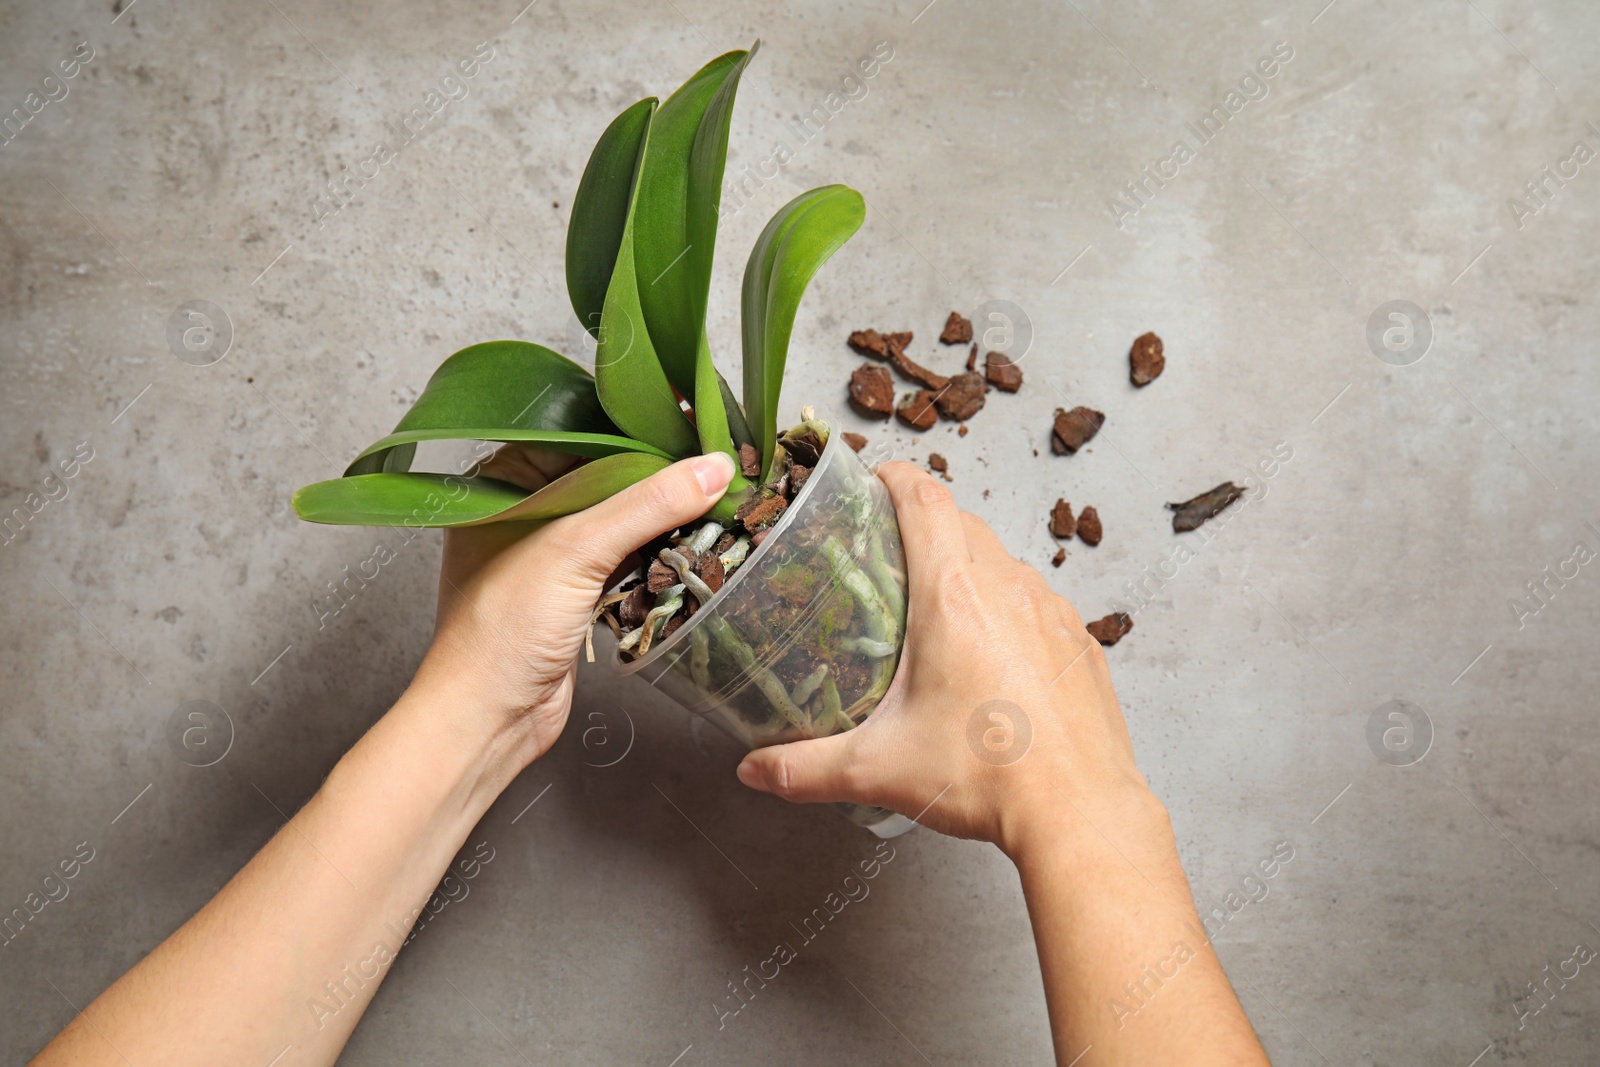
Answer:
984;351;1024;392
617;586;651;629
896;390;939;431
662;614;686;639
885;333;949;390
848;364;895;418
1077;505;1102;546
1167;482;1244;532
1051;406;1105;454
883;330;913;351
737;442;761;477
1130;331;1165;387
983;489;991;499
736;491;788;531
966;343;979;373
934;372;987;421
940;311;973;345
928;453;948;473
958;424;969;438
848;329;888;359
695;552;726;594
789;464;812;495
842;432;868;453
1052;547;1067;568
1049;499;1076;539
1086;612;1133;646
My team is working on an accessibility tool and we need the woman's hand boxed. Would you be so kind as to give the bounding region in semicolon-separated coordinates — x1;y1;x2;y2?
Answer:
734;461;1164;855
411;447;737;767
732;463;1279;1066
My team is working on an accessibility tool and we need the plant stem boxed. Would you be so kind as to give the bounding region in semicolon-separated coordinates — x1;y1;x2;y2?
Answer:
821;676;853;732
689;627;711;690
821;537;897;645
865;528;906;624
703;615;806;730
792;664;829;705
659;548;716;605
708;480;750;524
638;585;684;655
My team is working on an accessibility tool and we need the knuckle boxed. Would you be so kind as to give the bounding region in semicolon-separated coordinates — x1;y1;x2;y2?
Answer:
934;567;983;614
762;751;795;798
911;477;953;510
1001;566;1045;610
1053;593;1085;631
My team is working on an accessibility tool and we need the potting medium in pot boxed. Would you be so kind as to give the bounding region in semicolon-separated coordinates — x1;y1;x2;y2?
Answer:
614;425;917;838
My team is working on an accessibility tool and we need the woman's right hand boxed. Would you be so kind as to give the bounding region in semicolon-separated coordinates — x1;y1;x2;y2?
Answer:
735;462;1168;857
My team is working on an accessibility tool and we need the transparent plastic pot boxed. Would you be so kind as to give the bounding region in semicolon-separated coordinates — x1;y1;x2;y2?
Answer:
613;422;917;838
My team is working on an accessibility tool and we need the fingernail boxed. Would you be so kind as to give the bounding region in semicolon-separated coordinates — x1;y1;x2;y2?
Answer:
736;759;766;791
691;452;736;497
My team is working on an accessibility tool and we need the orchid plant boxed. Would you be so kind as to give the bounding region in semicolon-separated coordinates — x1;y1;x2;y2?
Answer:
293;42;863;535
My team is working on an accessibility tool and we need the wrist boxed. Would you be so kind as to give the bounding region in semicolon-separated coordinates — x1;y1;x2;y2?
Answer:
385;668;545;813
997;776;1177;873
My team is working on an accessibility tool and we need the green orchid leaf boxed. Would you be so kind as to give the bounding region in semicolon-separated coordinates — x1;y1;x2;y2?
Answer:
595;129;703;458
492;453;674;523
716;369;754;449
632;46;756;396
692;331;751;502
566;98;657;338
741;185;865;476
692;331;734;459
345;341;640;476
294;453;675;528
295;473;531;526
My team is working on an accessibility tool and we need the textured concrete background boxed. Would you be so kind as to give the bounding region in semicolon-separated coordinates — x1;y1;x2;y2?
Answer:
2;0;1597;1062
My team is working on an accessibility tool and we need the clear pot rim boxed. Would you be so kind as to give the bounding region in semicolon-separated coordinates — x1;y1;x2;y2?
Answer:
610;419;847;678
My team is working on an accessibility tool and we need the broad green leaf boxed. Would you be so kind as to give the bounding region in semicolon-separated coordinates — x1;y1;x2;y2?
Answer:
344;341;642;476
595;129;702;458
295;473;531;527
741;185;865;477
294;453;673;528
632;46;755;397
692;332;751;502
566;98;657;338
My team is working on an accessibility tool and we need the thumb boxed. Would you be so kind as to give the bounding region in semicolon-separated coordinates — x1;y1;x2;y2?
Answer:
552;452;736;585
737;731;863;805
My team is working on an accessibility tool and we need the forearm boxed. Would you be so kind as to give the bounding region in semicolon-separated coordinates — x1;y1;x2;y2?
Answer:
32;676;529;1067
1005;789;1270;1067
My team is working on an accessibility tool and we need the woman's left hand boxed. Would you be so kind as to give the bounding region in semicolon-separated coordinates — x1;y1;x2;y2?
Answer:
411;447;736;765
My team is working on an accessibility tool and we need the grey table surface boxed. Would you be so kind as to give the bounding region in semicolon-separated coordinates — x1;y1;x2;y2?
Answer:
3;0;1597;1063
